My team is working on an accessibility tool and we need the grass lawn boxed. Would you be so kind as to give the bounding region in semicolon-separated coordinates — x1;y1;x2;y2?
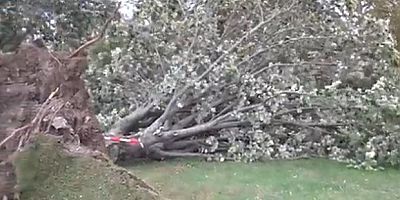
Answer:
14;136;158;200
123;159;400;200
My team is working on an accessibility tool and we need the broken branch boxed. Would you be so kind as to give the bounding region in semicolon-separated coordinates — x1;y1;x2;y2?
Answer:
108;102;154;135
0;87;59;149
68;2;121;58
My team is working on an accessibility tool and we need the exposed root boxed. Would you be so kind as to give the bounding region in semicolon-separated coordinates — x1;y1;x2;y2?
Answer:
0;88;59;150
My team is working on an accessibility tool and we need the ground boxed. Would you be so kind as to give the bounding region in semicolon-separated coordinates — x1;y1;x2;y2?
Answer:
124;159;400;200
13;135;159;200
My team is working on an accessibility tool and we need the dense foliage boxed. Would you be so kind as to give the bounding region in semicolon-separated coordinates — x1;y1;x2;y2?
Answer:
0;0;115;51
86;0;400;169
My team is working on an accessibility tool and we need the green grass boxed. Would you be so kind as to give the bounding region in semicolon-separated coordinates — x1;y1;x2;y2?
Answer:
14;136;158;200
124;159;400;200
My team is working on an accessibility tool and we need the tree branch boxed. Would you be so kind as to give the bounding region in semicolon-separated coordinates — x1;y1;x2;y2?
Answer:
164;140;204;151
212;121;251;130
155;149;209;159
193;3;293;83
251;61;337;77
187;8;199;59
272;106;335;119
162;121;215;140
171;114;197;130
162;119;250;141
272;119;347;128
68;2;121;58
0;88;59;149
108;102;154;135
212;104;234;120
143;1;296;136
238;35;336;69
272;120;333;135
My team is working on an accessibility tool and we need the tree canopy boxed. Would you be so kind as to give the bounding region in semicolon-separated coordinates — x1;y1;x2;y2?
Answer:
0;0;116;51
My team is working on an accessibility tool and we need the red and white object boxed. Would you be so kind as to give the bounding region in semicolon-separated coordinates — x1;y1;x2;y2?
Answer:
104;135;142;146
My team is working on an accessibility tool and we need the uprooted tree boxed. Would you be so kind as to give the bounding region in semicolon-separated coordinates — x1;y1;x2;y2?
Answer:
2;0;400;171
0;41;159;200
85;0;400;169
0;3;161;199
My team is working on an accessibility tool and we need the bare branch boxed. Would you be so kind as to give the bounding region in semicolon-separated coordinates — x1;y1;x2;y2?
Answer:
143;1;296;135
143;95;179;135
176;0;188;18
154;47;166;76
136;115;160;128
210;91;305;124
212;121;251;130
163;119;173;131
187;9;199;58
162;119;250;141
0;87;59;149
194;3;293;83
237;35;336;68
258;0;264;22
162;121;215;140
143;78;217;135
272;119;347;128
68;2;121;58
0;126;29;149
212;104;234;120
252;61;337;77
272;106;335;119
45;101;65;133
272;120;333;135
155;149;209;158
184;1;295;96
108;102;154;135
164;140;203;151
171;114;197;130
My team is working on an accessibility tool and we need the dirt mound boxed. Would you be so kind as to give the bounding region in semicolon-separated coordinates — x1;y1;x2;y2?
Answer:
0;44;159;199
0;44;105;153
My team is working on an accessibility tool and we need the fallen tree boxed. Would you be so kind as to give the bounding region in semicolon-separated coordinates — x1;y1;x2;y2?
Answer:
90;0;400;169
